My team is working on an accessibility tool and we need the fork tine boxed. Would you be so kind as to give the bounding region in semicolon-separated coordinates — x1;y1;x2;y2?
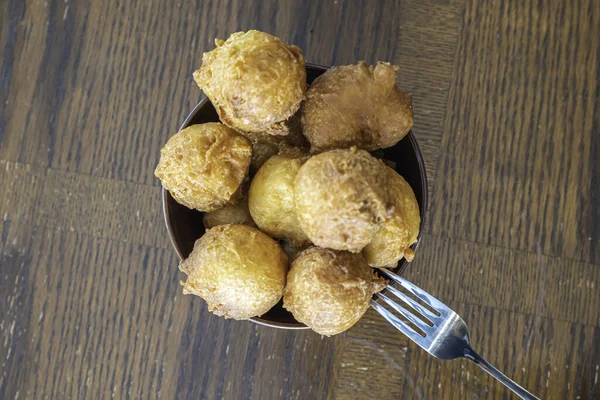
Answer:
375;292;432;334
370;300;425;344
380;268;448;313
384;285;441;322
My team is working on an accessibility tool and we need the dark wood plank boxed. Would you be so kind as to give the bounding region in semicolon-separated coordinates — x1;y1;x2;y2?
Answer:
0;227;343;399
405;234;600;326
1;229;184;399
0;0;400;186
0;220;37;398
336;305;600;400
430;0;600;264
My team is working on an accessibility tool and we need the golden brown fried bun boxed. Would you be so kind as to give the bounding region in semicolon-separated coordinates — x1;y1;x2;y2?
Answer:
249;155;309;245
179;224;288;320
294;148;391;252
302;61;413;152
193;30;306;136
203;194;255;229
155;123;251;211
363;166;421;267
283;247;387;336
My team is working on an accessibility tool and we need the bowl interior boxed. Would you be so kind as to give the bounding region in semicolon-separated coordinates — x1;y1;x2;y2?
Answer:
162;64;428;328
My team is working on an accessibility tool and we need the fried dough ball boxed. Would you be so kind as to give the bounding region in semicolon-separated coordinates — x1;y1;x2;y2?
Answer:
294;148;391;252
179;224;288;320
249;155;309;245
193;30;306;136
363;166;421;267
283;247;387;336
155;123;252;211
302;61;414;152
203;193;256;229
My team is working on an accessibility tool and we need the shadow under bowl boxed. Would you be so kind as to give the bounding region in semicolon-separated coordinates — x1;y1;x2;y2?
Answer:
161;63;429;329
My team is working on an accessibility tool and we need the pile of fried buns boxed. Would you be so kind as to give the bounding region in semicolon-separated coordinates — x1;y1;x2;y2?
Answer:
155;30;420;336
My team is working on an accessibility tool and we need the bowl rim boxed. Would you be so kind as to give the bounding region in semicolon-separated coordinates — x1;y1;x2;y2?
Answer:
161;62;429;330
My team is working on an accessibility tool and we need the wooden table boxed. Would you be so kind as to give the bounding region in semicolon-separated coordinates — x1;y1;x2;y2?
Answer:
1;0;598;398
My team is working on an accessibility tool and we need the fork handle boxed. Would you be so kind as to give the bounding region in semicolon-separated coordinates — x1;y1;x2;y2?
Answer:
463;347;539;400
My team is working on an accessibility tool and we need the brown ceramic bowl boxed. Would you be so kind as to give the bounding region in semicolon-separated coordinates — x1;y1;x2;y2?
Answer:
161;63;428;329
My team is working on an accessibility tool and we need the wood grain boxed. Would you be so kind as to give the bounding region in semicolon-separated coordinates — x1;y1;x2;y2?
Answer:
406;234;600;326
0;160;46;223
1;0;599;399
35;167;167;248
430;0;600;264
0;220;36;397
337;305;600;400
0;0;400;186
394;0;464;209
0;226;343;399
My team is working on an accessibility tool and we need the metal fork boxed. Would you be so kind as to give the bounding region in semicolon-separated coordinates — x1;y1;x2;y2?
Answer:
371;268;539;400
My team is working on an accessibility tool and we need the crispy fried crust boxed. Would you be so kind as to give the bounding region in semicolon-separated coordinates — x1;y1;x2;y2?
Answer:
363;165;420;267
154;123;251;212
283;247;387;336
302;61;413;152
194;30;306;136
294;148;391;252
179;224;288;320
